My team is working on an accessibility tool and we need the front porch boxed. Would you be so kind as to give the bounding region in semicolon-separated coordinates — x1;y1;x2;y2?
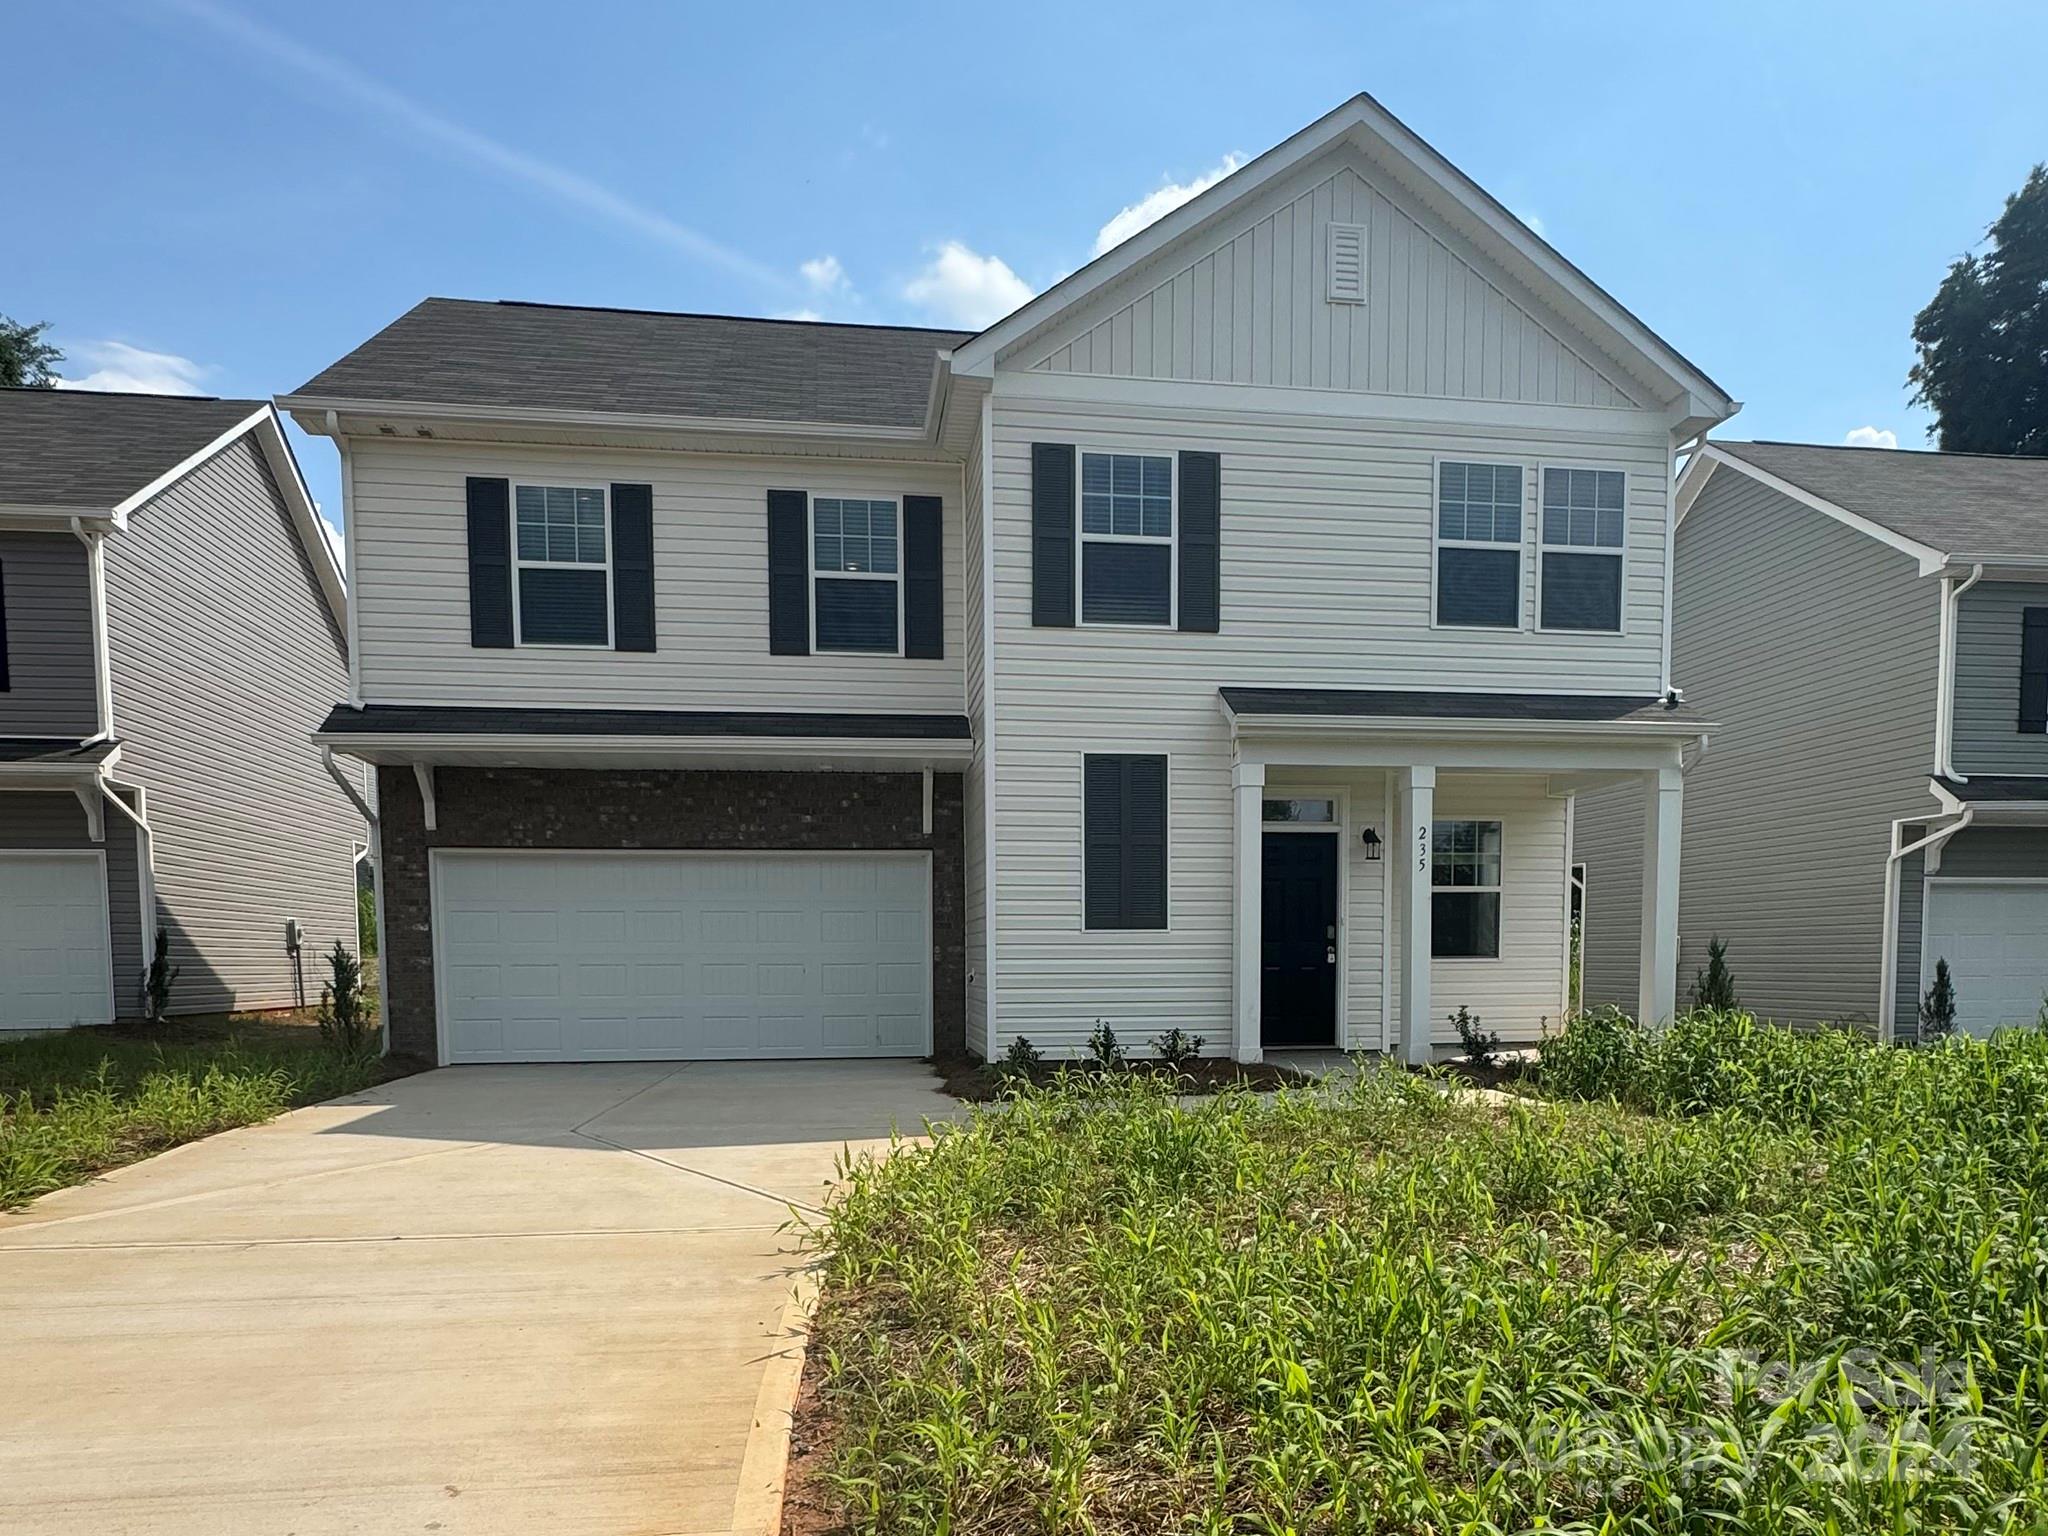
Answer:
1220;688;1705;1065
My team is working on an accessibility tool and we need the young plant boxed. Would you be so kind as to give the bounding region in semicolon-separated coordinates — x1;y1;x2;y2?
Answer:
1451;1005;1500;1068
1085;1021;1125;1072
317;942;374;1060
139;929;179;1025
1691;934;1739;1011
1920;956;1958;1041
1150;1028;1205;1076
998;1035;1044;1080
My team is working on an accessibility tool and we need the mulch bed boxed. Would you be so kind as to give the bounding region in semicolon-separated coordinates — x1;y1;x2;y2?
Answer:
935;1056;1315;1103
779;1302;851;1536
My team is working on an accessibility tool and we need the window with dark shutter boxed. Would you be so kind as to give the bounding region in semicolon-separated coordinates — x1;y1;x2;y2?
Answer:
903;495;943;659
1083;754;1168;930
1435;461;1523;628
2021;607;2048;733
1031;443;1075;626
812;496;900;653
465;477;514;648
1177;450;1220;632
512;483;611;646
610;482;656;652
1080;451;1173;625
767;490;810;655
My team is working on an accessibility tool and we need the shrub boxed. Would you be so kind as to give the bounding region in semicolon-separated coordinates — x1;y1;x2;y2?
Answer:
139;929;179;1024
357;886;378;958
1450;1005;1499;1068
1691;933;1738;1010
1084;1021;1125;1072
997;1035;1043;1080
316;942;374;1060
1921;956;1958;1041
1149;1028;1204;1075
1536;1004;1648;1101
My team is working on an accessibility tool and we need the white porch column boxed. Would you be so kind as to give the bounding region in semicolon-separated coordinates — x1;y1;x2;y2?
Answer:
1638;764;1683;1026
1397;765;1435;1067
1232;761;1266;1063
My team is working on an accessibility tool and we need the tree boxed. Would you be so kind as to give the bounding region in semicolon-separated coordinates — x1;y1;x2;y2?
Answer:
1920;957;1958;1042
1690;935;1738;1011
0;314;62;388
1909;165;2048;455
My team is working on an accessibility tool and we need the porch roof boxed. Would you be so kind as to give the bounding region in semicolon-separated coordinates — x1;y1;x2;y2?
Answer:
1219;687;1706;734
1935;775;2048;808
0;737;120;767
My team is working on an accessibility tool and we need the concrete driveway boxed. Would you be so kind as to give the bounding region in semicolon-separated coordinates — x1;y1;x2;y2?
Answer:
0;1060;955;1536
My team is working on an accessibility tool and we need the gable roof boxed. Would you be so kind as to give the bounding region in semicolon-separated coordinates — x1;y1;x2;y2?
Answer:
950;93;1735;429
1689;440;2048;569
0;387;346;627
284;299;973;433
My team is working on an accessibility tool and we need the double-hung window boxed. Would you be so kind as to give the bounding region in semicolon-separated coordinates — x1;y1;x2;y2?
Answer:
1539;468;1626;632
1080;452;1174;625
1432;819;1502;959
813;496;900;653
514;484;610;645
1435;461;1523;628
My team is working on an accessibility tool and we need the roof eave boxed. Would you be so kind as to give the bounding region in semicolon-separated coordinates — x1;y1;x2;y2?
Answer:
279;393;938;446
1219;708;1713;740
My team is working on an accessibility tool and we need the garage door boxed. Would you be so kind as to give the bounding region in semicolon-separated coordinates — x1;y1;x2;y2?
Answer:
1923;881;2048;1038
0;853;115;1030
431;851;931;1062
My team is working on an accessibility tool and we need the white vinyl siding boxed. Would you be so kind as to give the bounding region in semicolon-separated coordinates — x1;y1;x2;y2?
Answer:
1025;153;1646;408
0;530;98;737
962;411;990;1058
347;438;962;713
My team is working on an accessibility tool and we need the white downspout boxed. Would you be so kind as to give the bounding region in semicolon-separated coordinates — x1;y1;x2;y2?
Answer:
70;517;115;744
1660;430;1707;698
324;746;390;1057
1877;806;1974;1044
97;776;159;1005
1935;563;1984;782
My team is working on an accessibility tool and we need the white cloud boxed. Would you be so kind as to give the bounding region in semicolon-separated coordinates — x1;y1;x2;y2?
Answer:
1093;155;1243;257
903;242;1035;328
56;340;212;395
1515;208;1548;238
163;0;785;291
775;308;825;323
319;515;346;575
1844;425;1900;449
800;255;847;293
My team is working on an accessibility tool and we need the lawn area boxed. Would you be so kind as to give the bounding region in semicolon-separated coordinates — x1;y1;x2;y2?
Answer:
797;1012;2048;1533
0;1003;398;1210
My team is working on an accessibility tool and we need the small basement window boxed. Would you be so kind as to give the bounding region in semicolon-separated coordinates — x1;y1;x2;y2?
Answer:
1435;461;1523;628
514;485;610;646
1080;452;1174;626
1540;468;1626;632
1432;819;1501;959
813;497;901;653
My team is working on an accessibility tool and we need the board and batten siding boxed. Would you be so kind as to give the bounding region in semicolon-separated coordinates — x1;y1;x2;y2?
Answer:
0;790;144;1025
104;435;363;1015
1953;581;2048;775
986;387;1668;1055
1579;470;1942;1027
1027;151;1644;410
961;411;990;1057
347;438;963;713
0;530;97;737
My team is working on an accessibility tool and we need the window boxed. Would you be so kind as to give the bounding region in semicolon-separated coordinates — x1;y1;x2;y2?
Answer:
1083;754;1168;930
2020;607;2048;733
1540;468;1626;632
1432;819;1501;959
1435;462;1523;628
813;496;900;653
1080;452;1173;626
1262;797;1336;824
514;485;610;646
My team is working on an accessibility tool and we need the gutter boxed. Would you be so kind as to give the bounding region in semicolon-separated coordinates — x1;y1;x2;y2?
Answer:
323;747;390;1058
97;776;160;984
1877;804;1975;1044
1935;563;1985;782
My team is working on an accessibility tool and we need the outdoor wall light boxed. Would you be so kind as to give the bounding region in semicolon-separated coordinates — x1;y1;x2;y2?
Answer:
1360;826;1382;860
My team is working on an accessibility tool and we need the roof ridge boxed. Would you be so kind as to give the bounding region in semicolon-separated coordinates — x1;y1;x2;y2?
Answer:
1730;438;2048;465
1;385;257;405
455;297;971;338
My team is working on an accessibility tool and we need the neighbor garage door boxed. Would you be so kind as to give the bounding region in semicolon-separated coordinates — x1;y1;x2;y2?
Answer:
1922;880;2048;1037
431;851;931;1062
0;852;115;1030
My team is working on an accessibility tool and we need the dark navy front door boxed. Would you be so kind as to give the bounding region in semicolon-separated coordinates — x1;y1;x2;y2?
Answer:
1261;833;1338;1047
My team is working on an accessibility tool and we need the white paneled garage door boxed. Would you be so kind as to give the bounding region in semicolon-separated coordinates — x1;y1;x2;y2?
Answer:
431;851;931;1063
0;852;115;1031
1923;880;2048;1038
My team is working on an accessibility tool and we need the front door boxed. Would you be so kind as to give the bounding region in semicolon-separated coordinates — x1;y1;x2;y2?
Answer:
1261;832;1338;1047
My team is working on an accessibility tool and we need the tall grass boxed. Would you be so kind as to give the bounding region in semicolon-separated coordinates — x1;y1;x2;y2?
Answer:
809;1022;2048;1533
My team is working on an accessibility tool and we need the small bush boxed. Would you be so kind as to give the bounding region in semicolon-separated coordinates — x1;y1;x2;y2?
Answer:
1536;1004;1647;1100
139;929;179;1024
1691;933;1738;1010
1084;1020;1125;1072
1920;956;1958;1041
357;886;378;958
1149;1028;1205;1074
317;942;374;1060
1450;1004;1499;1068
997;1035;1043;1080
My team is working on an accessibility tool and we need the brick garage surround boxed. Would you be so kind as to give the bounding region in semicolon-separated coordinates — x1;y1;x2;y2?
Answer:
375;766;966;1064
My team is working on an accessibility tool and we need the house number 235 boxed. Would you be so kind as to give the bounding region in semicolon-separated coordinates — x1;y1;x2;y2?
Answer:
1416;823;1430;872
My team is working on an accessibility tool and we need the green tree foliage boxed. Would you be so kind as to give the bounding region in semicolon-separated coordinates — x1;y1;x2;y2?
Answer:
1691;934;1738;1011
0;315;62;388
1909;164;2048;455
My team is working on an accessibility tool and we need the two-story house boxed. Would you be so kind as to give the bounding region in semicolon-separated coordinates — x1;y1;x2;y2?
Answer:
290;94;1735;1068
1580;440;2048;1041
0;387;364;1029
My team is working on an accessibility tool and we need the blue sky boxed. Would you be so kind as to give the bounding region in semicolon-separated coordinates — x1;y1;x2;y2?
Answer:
9;1;2045;531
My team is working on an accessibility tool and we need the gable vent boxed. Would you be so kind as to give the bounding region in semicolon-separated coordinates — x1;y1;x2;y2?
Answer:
1326;222;1367;305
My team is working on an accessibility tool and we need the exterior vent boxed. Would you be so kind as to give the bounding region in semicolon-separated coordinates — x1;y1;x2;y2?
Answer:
1326;222;1367;304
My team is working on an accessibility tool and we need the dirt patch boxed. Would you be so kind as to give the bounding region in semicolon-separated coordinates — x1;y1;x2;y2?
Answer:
779;1314;849;1536
934;1056;1316;1103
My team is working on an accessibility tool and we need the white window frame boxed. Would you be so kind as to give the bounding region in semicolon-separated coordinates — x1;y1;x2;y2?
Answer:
1079;750;1173;935
1430;456;1529;632
1431;816;1504;962
1075;448;1178;631
511;482;613;650
1536;463;1630;636
809;492;905;657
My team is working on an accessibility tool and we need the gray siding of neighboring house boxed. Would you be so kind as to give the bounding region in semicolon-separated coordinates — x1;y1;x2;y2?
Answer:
1953;581;2048;775
0;790;144;1025
0;530;97;737
103;434;363;1015
1579;470;1941;1027
1894;841;1925;1042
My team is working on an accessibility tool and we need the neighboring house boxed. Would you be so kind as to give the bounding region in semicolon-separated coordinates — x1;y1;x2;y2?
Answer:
1579;440;2048;1040
286;94;1735;1069
0;388;362;1030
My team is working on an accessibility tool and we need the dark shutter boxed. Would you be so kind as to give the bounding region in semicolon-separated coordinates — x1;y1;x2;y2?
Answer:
903;494;944;659
1031;443;1075;627
465;477;513;648
1178;450;1220;632
767;489;809;656
0;559;10;690
1083;754;1168;930
610;483;655;652
2021;607;2048;733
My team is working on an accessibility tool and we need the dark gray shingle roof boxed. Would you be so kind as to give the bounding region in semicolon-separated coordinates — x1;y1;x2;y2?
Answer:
0;389;262;510
291;299;972;430
1220;687;1703;727
0;737;120;766
1935;775;2048;805
1713;441;2048;560
316;703;972;740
